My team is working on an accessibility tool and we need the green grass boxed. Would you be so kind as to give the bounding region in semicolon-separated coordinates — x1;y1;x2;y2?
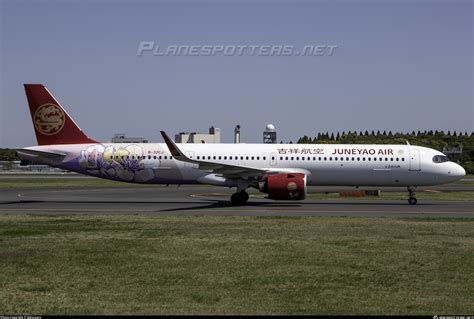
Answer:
0;177;152;189
0;215;473;315
248;190;474;201
303;191;474;201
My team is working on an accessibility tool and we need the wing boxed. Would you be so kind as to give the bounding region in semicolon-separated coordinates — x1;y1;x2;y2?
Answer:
160;131;279;179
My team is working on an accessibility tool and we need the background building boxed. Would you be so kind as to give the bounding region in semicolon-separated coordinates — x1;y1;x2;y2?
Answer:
175;126;221;143
263;124;277;144
111;133;148;143
234;125;241;143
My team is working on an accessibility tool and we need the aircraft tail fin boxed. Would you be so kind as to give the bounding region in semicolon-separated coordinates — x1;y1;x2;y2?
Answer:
24;84;97;145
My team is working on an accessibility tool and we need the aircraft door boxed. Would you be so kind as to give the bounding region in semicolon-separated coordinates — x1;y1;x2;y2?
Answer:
270;153;277;166
409;149;421;171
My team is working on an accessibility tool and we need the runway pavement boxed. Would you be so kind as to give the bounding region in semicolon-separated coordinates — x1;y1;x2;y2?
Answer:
1;185;473;217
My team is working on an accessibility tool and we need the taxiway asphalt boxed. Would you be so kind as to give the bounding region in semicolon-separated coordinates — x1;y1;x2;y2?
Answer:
1;185;473;217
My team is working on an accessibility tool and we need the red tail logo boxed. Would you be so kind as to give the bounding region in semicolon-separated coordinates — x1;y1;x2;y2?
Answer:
34;103;66;135
24;84;97;145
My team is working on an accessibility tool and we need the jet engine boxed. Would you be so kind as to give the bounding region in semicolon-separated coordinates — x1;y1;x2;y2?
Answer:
258;173;307;200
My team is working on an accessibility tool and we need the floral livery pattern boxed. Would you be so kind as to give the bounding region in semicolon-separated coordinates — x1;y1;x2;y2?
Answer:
79;144;158;182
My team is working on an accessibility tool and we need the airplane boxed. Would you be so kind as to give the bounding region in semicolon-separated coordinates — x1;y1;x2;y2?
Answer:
17;84;466;206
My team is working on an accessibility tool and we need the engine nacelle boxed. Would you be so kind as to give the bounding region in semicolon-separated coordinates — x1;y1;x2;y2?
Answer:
259;173;307;200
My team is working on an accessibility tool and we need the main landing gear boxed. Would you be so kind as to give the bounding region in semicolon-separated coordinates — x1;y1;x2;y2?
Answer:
407;186;417;205
231;190;249;206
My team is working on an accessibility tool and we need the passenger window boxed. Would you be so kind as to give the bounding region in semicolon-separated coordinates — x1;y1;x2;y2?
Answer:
285;157;289;160
280;157;283;160
153;156;156;159
291;157;294;160
257;156;260;160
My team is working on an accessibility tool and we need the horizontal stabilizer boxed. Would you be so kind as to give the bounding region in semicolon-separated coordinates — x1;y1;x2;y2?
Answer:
16;148;67;160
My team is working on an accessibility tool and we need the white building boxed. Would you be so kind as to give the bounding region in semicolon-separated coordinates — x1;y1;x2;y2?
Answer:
263;124;277;143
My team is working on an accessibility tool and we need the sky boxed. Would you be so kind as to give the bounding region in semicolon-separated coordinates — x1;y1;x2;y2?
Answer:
0;0;472;147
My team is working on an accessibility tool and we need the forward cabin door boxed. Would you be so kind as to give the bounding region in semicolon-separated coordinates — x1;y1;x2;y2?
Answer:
409;149;421;171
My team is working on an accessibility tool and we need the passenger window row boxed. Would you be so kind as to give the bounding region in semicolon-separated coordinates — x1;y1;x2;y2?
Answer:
195;156;268;161
115;154;406;163
278;156;405;162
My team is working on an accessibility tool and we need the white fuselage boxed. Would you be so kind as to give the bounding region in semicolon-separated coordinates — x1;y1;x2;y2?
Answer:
19;142;466;187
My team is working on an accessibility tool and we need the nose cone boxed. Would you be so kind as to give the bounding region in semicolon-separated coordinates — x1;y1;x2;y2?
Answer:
448;163;466;181
456;164;466;178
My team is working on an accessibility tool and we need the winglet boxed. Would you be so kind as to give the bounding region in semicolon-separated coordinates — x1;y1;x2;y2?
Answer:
160;131;192;162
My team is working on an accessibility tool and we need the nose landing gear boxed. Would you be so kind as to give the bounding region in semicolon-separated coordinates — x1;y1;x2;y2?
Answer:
407;186;417;205
231;190;249;206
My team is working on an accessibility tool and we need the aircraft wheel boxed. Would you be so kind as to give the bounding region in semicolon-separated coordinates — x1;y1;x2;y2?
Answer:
408;197;417;205
241;191;249;203
231;191;248;206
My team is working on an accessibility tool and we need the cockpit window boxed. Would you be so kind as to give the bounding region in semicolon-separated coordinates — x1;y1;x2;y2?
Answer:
432;155;450;163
